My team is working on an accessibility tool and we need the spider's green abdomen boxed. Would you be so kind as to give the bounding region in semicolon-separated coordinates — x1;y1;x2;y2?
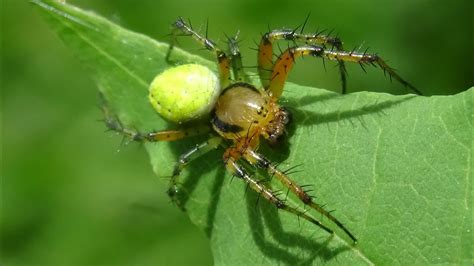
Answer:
149;64;220;123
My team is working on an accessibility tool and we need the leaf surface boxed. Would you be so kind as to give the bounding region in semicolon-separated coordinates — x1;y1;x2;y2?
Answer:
34;1;472;264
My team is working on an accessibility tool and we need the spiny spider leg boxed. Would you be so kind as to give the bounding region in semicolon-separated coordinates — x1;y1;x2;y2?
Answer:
100;95;210;142
105;115;210;142
268;45;421;99
324;49;421;94
101;95;217;207
258;28;348;93
226;32;249;82
243;149;358;243
168;137;222;209
223;156;334;237
166;17;232;87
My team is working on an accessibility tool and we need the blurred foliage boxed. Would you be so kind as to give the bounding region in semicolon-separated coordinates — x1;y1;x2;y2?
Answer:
1;0;472;265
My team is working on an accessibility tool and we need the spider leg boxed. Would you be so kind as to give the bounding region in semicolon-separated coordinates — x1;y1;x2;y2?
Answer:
268;45;421;99
258;29;348;93
226;32;249;82
323;49;421;95
223;155;334;237
101;95;217;208
166;17;232;87
242;149;358;244
100;95;210;142
104;114;210;142
168;136;222;209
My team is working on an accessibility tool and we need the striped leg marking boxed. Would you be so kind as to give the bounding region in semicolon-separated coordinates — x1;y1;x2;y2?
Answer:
243;149;358;244
100;94;210;143
258;28;347;93
224;153;334;237
166;17;232;88
268;45;420;99
168;137;222;209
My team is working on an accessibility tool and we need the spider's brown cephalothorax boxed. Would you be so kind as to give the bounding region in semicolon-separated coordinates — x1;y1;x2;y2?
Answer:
211;82;288;144
103;17;422;245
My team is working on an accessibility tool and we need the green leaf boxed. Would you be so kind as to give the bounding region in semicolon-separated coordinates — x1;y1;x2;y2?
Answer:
33;0;472;264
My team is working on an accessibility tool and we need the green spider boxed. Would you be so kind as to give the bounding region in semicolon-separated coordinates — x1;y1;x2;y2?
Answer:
102;17;421;244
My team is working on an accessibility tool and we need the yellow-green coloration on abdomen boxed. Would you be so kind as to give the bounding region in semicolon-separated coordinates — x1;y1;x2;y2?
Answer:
149;64;220;123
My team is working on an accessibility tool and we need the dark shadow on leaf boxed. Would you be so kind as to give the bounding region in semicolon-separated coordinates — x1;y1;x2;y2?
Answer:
203;166;226;237
1;213;51;258
164;135;352;264
283;90;340;108
167;139;221;211
292;94;417;126
245;192;349;265
257;141;292;165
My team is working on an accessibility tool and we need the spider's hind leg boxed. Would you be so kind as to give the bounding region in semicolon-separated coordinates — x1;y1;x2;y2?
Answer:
258;26;347;93
102;106;210;142
99;93;211;142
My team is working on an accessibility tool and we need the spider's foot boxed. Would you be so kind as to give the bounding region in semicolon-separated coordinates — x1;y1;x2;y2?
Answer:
167;185;186;211
103;114;124;133
99;100;131;136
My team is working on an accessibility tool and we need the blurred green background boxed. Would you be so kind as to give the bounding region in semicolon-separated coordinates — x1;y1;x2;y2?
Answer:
1;0;472;265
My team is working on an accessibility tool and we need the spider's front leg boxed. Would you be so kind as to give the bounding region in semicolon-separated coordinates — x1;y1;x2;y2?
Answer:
267;45;421;99
258;28;348;93
223;147;335;238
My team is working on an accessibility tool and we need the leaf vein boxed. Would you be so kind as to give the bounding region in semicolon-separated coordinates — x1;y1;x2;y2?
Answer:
43;1;149;89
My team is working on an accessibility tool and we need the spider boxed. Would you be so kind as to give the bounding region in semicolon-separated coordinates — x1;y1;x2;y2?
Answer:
102;17;421;245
